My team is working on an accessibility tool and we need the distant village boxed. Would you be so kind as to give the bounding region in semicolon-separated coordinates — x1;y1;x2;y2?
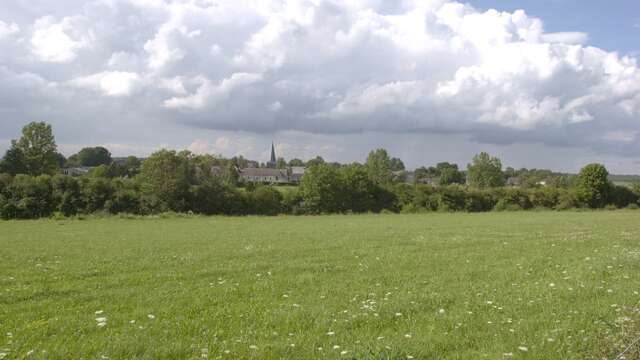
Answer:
63;142;307;184
61;142;640;188
216;143;306;184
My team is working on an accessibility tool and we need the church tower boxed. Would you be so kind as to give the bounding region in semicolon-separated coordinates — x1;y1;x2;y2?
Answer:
267;142;277;168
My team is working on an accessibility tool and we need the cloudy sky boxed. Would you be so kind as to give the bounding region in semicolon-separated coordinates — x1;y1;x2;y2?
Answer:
1;0;639;172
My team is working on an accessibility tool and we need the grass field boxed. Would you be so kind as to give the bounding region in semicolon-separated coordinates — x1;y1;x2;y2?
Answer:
2;212;640;359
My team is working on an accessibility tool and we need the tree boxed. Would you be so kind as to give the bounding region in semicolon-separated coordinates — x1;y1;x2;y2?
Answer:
413;167;430;184
189;177;227;215
436;162;465;185
340;164;395;212
299;163;343;213
467;152;505;188
276;157;287;169
106;178;141;214
75;147;112;167
137;150;192;213
306;156;325;167
88;164;113;178
2;174;55;218
0;146;27;175
366;148;393;185
250;186;283;215
51;174;83;216
2;122;60;176
231;155;249;168
340;164;377;212
389;157;405;171
82;177;114;213
288;158;305;167
576;163;611;208
121;156;141;177
220;162;239;186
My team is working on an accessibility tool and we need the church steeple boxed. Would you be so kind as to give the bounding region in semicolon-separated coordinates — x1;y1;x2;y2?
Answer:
270;142;276;164
267;142;277;168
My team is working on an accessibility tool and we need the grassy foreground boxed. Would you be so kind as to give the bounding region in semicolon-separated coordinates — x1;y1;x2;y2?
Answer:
1;212;640;359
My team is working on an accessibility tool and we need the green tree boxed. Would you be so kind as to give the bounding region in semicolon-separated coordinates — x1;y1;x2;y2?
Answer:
0;146;27;175
81;177;114;213
576;163;611;208
366;148;393;185
88;164;113;178
413;167;430;184
389;157;405;171
306;156;325;167
467;152;505;188
137;150;192;213
220;162;239;187
231;155;249;168
2;174;55;218
189;177;227;215
75;147;112;167
276;157;287;169
51;174;83;216
436;162;465;185
288;158;305;167
2;122;60;175
299;163;343;213
340;164;397;213
120;156;142;177
340;164;376;212
250;186;283;215
106;178;141;214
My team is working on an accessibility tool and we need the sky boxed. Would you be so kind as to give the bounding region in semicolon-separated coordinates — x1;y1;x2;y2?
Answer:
0;0;639;173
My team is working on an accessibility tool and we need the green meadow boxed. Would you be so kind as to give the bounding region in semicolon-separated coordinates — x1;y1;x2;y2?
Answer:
2;212;640;359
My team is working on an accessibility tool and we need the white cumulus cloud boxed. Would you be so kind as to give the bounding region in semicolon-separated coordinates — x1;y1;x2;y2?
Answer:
0;20;19;38
69;71;142;96
30;16;93;63
1;0;640;170
164;73;263;110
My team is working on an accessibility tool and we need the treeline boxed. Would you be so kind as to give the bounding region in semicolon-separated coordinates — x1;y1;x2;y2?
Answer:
1;122;639;219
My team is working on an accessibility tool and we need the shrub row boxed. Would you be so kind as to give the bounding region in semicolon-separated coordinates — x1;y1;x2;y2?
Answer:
0;174;295;219
0;173;638;220
396;184;639;213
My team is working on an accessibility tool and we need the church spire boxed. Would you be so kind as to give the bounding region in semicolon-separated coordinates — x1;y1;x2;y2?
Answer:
270;142;276;164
